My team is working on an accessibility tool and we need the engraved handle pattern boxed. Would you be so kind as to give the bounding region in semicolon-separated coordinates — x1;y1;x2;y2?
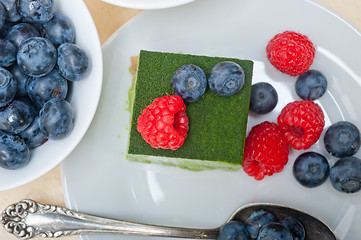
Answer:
1;199;36;239
1;199;219;239
1;199;82;239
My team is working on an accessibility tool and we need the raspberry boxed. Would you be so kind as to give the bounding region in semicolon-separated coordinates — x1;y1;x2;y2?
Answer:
243;121;289;180
266;31;315;76
277;100;324;150
137;95;189;150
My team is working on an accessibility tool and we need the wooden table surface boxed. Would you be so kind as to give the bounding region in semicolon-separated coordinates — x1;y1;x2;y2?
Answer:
0;0;360;239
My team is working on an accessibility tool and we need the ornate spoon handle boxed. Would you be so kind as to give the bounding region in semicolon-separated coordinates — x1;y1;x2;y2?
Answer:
1;199;219;239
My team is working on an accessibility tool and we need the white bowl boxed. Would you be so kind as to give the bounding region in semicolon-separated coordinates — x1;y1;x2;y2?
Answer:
102;0;194;9
0;0;103;191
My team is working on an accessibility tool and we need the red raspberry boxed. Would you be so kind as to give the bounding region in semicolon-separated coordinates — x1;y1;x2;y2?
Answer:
277;100;324;150
266;31;315;76
243;121;289;180
137;95;189;150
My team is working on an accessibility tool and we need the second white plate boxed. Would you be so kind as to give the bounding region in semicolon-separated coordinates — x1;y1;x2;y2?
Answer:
101;0;194;9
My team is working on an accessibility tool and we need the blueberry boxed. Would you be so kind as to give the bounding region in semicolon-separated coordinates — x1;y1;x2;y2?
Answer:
0;67;17;107
9;63;29;96
57;43;89;81
279;217;305;240
18;0;54;23
0;21;14;38
218;221;250;240
0;2;5;29
0;98;35;133
249;82;278;114
246;210;276;239
256;222;293;240
27;69;68;109
296;70;327;100
324;121;360;158
0;0;21;22
39;98;74;140
43;12;75;47
20;115;48;148
293;152;330;188
171;64;207;102
0;132;30;170
6;22;40;48
0;39;16;67
330;156;361;193
208;61;245;96
17;37;57;77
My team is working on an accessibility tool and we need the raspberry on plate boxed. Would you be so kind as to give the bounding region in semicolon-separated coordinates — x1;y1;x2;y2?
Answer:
266;31;315;76
137;95;189;150
243;121;289;180
277;100;325;150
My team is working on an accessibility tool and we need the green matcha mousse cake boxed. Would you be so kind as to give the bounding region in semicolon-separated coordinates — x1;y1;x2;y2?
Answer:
127;50;253;171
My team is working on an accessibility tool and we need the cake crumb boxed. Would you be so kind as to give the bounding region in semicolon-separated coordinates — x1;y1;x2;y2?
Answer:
130;56;139;77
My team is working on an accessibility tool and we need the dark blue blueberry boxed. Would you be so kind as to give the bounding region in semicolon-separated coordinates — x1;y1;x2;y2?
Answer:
0;21;15;38
0;39;16;67
293;152;330;188
279;217;305;240
0;67;17;107
18;0;54;23
17;37;57;77
324;121;360;158
6;22;40;48
27;69;68;109
330;156;361;193
43;12;75;47
20;115;48;148
0;132;30;170
9;63;29;96
57;43;89;81
256;222;293;240
0;98;35;133
30;22;45;36
249;82;278;114
39;98;74;140
0;2;5;29
208;61;245;97
246;210;276;239
0;0;21;22
218;221;250;240
296;70;327;100
171;64;207;102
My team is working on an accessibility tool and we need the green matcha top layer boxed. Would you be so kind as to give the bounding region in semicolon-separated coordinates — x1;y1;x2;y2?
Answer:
128;50;253;166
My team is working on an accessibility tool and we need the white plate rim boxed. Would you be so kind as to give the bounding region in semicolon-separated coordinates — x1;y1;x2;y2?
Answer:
62;1;361;239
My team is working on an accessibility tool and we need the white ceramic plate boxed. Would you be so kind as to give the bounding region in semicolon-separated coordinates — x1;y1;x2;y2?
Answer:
0;0;102;191
62;0;361;239
102;0;194;9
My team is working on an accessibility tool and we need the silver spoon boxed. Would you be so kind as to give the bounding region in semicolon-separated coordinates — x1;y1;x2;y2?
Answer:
1;199;336;239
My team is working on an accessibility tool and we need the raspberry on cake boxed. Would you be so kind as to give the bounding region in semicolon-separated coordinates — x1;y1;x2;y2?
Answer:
277;100;325;150
127;50;254;171
137;95;188;150
266;31;315;76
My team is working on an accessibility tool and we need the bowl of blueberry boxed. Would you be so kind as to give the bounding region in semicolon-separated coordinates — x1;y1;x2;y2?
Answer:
0;0;103;191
